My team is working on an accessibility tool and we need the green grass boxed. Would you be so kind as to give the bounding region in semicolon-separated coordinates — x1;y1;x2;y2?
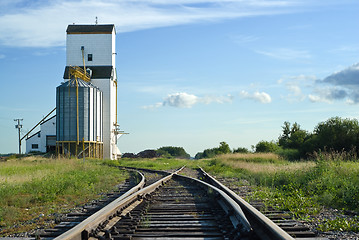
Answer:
216;152;285;163
247;185;321;219
119;154;359;219
196;152;359;230
0;157;128;236
118;154;359;232
244;159;359;213
317;217;359;232
3;152;358;235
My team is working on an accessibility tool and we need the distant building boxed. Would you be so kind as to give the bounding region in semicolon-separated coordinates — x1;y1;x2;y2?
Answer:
26;116;56;153
25;24;122;159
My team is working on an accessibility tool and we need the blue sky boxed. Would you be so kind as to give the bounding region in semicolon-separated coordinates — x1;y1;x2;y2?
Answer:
0;0;358;156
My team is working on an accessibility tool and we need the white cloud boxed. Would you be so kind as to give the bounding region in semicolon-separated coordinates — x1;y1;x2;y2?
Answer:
276;67;359;104
310;63;359;104
308;94;322;103
142;102;164;110
309;86;350;103
163;92;198;108
322;63;359;87
0;0;303;47
277;74;318;102
240;90;272;104
307;87;348;103
286;83;301;96
142;92;198;109
256;48;311;60
143;92;234;109
199;94;234;104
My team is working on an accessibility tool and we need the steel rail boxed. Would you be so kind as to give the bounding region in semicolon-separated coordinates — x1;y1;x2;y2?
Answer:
173;173;252;235
54;170;145;240
56;166;288;239
55;167;185;240
199;167;295;240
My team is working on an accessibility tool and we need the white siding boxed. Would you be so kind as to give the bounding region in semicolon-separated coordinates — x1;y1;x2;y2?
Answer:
112;29;116;66
26;133;41;153
25;117;56;153
66;34;113;67
96;91;102;142
40;118;56;152
91;76;117;159
65;26;117;159
89;88;94;141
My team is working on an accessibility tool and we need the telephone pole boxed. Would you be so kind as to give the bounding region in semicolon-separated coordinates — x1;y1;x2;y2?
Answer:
14;119;23;155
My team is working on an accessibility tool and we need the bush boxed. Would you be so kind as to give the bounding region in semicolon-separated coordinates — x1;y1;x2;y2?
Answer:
314;117;359;153
137;150;158;158
157;146;190;159
276;148;300;161
255;141;279;153
121;153;137;158
195;142;232;159
233;147;249;153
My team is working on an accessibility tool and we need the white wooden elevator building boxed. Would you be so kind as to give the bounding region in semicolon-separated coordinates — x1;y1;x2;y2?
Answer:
26;24;121;160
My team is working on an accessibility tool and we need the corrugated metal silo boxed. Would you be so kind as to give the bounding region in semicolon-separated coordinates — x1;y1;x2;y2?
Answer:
56;78;103;158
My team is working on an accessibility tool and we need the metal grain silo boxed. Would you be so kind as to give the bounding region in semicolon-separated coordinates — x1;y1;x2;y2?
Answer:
56;78;103;158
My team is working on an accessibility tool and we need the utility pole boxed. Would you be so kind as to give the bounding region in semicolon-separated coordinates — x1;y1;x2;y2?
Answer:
14;119;23;155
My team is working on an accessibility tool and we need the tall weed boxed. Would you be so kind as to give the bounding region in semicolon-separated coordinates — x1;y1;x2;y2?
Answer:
201;152;359;216
0;158;128;235
217;152;283;163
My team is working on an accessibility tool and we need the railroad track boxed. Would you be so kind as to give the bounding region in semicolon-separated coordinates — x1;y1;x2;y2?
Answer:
198;168;327;240
31;168;168;239
25;166;327;240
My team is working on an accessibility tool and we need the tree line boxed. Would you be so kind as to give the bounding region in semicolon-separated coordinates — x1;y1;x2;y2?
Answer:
121;116;359;160
194;116;359;160
255;116;359;159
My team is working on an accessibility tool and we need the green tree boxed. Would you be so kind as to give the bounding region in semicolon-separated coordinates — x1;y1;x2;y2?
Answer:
194;152;203;159
157;146;190;159
279;121;291;148
233;147;249;153
218;141;231;154
195;142;232;159
278;121;308;150
255;140;279;153
314;117;359;153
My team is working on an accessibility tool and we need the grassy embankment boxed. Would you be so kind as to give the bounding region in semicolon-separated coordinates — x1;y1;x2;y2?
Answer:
0;157;128;236
119;153;359;232
197;152;359;232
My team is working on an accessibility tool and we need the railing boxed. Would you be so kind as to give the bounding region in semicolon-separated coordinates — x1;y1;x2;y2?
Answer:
69;66;90;82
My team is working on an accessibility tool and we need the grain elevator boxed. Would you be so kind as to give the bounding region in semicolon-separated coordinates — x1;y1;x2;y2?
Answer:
56;24;121;160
